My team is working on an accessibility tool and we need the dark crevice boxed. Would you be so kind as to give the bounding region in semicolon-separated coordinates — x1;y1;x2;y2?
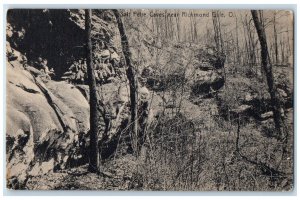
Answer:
15;83;40;94
33;77;70;133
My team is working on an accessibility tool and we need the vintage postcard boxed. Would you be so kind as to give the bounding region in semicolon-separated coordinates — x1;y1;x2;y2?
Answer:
6;9;293;191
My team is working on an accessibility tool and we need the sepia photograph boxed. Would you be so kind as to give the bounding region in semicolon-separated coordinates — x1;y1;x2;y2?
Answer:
5;8;294;191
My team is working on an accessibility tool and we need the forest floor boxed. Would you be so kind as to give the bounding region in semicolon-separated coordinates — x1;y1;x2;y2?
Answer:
25;95;219;191
25;96;293;191
26;155;138;190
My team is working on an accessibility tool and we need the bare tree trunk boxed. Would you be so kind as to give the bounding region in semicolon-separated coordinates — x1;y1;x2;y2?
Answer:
242;18;250;67
176;12;181;42
280;37;285;64
193;17;198;42
217;13;224;53
286;27;291;57
235;16;240;65
212;10;225;55
251;10;283;138
273;12;279;65
112;9;139;155
245;16;255;68
85;9;100;173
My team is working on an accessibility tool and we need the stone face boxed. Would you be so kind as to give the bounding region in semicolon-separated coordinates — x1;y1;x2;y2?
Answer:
7;62;64;141
46;81;90;133
6;56;90;189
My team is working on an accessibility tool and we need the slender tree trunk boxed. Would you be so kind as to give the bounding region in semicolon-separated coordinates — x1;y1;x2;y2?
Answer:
85;9;100;173
251;10;283;138
235;16;240;65
242;18;250;67
212;14;220;53
164;13;168;40
217;13;224;53
112;9;139;155
273;12;279;65
245;17;255;67
176;12;180;42
194;17;198;42
213;10;224;55
189;11;194;42
280;37;285;64
286;27;291;56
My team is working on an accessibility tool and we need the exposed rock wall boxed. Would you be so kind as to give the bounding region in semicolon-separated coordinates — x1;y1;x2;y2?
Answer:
6;52;89;189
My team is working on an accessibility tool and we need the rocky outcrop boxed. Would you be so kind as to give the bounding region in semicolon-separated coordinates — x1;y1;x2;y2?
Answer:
190;47;225;97
6;52;89;189
140;45;225;95
215;69;293;122
6;9;116;78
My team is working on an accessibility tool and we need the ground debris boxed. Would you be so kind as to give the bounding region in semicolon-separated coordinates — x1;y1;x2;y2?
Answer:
26;155;137;190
